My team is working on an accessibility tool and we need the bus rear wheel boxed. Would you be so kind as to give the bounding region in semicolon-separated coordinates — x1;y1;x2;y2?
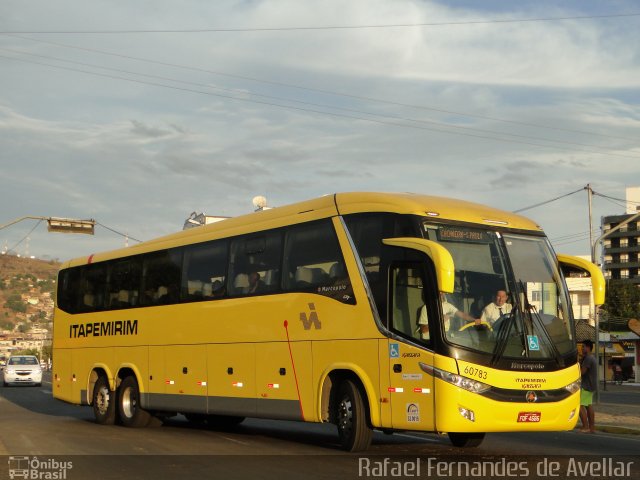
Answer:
448;432;485;447
335;379;372;452
92;375;116;425
118;376;151;428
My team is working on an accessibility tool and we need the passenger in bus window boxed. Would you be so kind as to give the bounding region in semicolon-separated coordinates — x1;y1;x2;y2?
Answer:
142;288;156;305
158;283;179;304
211;280;225;298
247;271;264;294
479;290;512;326
418;294;477;340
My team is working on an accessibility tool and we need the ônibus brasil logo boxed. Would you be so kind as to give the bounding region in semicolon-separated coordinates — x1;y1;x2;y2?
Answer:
7;456;73;479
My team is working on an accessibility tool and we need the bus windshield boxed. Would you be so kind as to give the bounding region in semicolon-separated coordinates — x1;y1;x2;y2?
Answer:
422;223;573;361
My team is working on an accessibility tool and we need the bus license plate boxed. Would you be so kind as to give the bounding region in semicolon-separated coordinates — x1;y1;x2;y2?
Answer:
517;412;541;422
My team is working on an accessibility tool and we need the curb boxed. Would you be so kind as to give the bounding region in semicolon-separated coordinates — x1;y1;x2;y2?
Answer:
593;425;640;435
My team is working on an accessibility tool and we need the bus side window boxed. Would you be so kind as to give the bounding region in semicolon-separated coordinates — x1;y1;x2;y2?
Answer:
228;231;282;296
182;239;228;301
81;263;108;312
106;259;141;309
283;219;355;304
141;249;182;306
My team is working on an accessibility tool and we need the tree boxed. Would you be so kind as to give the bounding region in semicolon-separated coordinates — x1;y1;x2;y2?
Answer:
14;348;40;357
602;280;640;323
4;294;26;313
41;344;52;363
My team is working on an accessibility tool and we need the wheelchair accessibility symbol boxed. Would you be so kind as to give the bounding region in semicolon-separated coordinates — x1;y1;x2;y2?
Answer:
389;343;400;358
527;335;540;351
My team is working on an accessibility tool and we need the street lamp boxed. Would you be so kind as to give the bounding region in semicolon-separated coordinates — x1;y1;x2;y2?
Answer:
0;216;95;235
46;217;95;235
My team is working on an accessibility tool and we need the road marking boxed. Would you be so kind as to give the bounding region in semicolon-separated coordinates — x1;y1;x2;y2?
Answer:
19;434;35;449
219;435;251;446
393;433;441;443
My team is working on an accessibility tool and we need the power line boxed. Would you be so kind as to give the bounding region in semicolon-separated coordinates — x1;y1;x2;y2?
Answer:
1;12;640;34
6;34;637;143
512;188;585;213
3;52;640;160
6;219;43;255
552;234;594;247
593;191;640;207
3;47;638;160
95;222;142;243
595;194;630;212
551;228;601;243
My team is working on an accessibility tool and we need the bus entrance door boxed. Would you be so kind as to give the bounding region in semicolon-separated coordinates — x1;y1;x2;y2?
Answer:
385;340;435;432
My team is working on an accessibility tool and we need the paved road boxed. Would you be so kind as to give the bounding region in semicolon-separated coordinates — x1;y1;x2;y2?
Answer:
599;383;640;405
1;373;639;479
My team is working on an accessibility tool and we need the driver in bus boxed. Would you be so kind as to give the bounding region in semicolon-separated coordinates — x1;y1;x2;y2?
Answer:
418;294;478;340
478;289;512;326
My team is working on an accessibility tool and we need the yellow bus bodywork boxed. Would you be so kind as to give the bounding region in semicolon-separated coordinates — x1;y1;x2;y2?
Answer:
52;192;592;443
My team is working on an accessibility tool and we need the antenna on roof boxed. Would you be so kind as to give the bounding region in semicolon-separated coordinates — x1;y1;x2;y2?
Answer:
252;196;271;212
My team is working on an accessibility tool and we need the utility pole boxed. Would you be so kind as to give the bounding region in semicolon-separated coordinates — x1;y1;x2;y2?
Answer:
587;184;594;255
585;183;602;397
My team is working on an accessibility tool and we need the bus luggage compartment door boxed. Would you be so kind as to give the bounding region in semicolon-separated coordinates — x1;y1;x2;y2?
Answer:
383;340;435;432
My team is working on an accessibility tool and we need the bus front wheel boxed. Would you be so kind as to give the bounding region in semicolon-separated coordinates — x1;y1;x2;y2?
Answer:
335;379;373;452
92;375;116;425
118;376;151;428
448;432;485;447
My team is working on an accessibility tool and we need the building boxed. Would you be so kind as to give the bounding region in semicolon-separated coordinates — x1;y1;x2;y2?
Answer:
557;254;599;323
601;187;640;285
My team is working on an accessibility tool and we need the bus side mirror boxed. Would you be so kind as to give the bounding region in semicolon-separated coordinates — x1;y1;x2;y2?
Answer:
557;254;605;306
382;237;455;293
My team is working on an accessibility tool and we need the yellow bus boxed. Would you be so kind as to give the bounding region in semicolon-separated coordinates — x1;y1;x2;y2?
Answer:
52;192;604;451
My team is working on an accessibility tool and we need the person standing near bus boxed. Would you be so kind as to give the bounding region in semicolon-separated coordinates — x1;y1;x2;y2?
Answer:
579;339;597;433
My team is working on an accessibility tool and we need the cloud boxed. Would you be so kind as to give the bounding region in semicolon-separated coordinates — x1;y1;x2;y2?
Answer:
1;1;639;261
130;120;177;139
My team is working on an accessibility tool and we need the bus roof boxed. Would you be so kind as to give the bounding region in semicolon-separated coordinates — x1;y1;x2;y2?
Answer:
62;192;541;268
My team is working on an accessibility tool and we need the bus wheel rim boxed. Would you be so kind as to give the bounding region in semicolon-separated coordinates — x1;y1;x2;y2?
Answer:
338;395;353;437
122;387;136;418
96;386;110;415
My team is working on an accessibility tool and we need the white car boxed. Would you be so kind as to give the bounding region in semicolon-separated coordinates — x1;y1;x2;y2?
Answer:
3;355;43;387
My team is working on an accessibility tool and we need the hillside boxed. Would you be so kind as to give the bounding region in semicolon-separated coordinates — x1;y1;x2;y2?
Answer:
0;254;60;332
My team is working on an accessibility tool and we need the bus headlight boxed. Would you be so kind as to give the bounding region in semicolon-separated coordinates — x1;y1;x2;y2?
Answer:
564;380;581;394
420;363;491;394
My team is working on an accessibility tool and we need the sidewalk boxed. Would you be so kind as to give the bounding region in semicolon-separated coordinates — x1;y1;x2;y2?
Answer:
594;403;640;434
580;382;640;435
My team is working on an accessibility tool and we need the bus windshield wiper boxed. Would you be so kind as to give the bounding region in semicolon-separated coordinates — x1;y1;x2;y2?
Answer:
490;302;519;366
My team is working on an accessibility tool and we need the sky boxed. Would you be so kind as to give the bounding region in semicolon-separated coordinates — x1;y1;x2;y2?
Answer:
0;0;639;262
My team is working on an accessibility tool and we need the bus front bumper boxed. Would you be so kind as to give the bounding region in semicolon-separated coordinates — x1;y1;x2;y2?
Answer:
435;381;580;433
